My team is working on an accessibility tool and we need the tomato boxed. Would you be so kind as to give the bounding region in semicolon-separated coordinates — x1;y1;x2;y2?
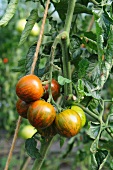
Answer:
55;109;81;138
27;100;56;129
16;75;44;103
19;125;37;139
37;123;57;137
16;19;40;36
16;99;30;118
3;58;8;64
71;106;86;127
43;79;60;101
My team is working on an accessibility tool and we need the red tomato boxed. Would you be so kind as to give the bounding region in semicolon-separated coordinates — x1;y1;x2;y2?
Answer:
27;100;56;129
16;75;44;103
55;109;81;138
3;58;8;64
43;79;60;101
16;99;30;118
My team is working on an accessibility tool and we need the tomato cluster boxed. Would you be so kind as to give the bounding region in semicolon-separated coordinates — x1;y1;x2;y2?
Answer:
16;75;86;138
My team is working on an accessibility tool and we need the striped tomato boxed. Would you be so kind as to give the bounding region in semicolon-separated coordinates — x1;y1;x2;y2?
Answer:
27;100;56;129
37;123;57;137
43;79;60;101
16;99;30;118
55;109;81;138
16;75;44;103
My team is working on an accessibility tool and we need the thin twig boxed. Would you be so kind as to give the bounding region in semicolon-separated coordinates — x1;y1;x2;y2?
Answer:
4;116;22;170
87;16;94;32
30;0;50;74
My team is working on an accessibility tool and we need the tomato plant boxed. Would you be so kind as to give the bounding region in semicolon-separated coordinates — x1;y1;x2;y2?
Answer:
71;106;86;127
1;0;113;169
16;99;30;118
27;100;56;129
55;109;81;138
16;75;44;102
43;79;60;101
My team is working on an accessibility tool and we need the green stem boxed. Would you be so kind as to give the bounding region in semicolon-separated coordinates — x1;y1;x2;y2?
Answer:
77;103;100;121
32;138;53;170
90;0;99;5
61;0;76;95
64;0;77;34
67;101;100;121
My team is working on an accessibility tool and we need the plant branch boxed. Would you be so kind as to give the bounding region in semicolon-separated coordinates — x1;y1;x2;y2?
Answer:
90;0;99;5
61;32;72;95
32;137;53;170
64;0;77;34
4;116;22;170
30;0;50;74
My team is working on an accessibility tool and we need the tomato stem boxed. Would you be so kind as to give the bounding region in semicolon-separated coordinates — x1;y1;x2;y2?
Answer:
61;0;77;95
32;137;53;170
64;0;77;34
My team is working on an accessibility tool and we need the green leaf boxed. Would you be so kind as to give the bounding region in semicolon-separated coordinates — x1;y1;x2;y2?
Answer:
83;80;101;99
93;9;104;64
19;9;38;46
77;79;85;96
86;61;100;84
60;136;66;148
58;75;71;85
0;0;18;27
25;138;42;159
54;1;92;20
18;58;26;67
25;43;38;75
87;121;100;139
91;149;109;170
78;59;89;78
83;32;97;53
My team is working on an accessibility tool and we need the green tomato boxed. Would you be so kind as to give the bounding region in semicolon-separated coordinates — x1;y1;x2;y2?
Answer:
71;106;86;127
19;125;37;139
16;19;40;36
30;23;40;36
16;19;26;32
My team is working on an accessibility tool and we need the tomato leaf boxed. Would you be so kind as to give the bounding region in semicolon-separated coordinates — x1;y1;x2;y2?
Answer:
19;9;38;46
25;138;42;159
58;75;71;85
0;0;18;27
78;59;89;78
87;121;100;139
91;149;109;170
54;1;92;20
59;136;66;148
25;43;39;75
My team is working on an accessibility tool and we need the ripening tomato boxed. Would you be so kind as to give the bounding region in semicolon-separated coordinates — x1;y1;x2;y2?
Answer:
16;99;30;118
3;58;8;64
37;123;57;137
43;79;60;101
71;106;86;127
16;75;44;103
27;100;56;129
55;109;81;138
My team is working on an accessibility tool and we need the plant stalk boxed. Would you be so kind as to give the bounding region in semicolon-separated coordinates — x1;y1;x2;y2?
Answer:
64;0;77;34
61;0;76;95
32;137;53;170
